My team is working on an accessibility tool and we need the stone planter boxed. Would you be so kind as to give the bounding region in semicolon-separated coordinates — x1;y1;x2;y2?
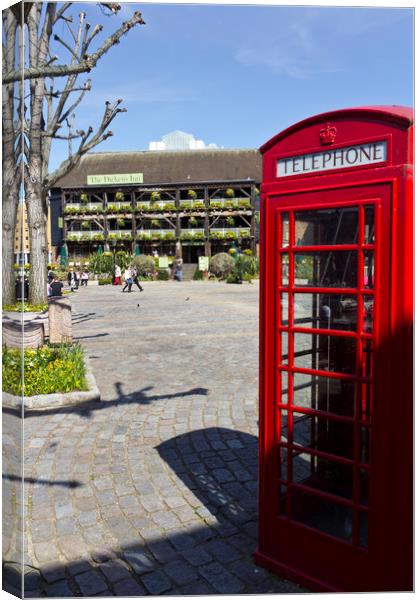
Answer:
2;310;48;349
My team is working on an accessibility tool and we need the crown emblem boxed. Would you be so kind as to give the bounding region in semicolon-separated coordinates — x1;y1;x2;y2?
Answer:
319;122;337;145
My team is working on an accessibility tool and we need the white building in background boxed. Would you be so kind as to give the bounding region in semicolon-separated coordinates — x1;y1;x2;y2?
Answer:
149;130;219;151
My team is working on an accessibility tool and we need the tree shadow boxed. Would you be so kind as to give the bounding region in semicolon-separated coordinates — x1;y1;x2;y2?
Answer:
71;312;99;325
73;333;110;340
2;474;83;489
4;383;209;420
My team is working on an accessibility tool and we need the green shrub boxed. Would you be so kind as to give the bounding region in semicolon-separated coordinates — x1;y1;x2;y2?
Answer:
3;344;88;396
209;252;235;279
87;253;114;275
295;256;314;280
98;278;113;285
3;302;48;313
132;254;155;276
157;268;169;280
193;268;204;280
238;199;251;209
210;201;222;210
226;254;259;283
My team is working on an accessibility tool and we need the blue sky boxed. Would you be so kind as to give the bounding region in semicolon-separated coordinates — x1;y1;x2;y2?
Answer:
48;2;413;172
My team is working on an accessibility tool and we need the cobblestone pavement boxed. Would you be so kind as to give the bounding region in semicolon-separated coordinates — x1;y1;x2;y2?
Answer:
3;281;304;596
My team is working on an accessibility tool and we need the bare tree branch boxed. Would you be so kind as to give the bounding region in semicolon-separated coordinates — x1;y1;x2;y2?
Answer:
3;11;145;83
45;99;125;189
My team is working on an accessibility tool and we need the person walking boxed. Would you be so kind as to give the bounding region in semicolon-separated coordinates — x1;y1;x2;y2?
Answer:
81;270;89;286
74;270;80;289
122;266;133;292
114;264;122;285
68;269;76;292
174;256;183;282
132;267;144;292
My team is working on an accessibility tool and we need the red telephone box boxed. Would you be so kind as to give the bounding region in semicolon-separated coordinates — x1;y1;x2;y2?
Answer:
256;106;413;592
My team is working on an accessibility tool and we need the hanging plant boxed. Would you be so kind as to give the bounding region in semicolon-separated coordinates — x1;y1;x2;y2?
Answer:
117;218;125;228
80;193;89;203
189;216;198;227
81;221;90;229
226;216;235;227
225;188;235;198
150;191;161;202
151;219;160;228
115;191;125;201
187;189;197;200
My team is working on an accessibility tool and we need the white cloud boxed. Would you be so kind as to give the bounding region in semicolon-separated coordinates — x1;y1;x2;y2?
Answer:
234;22;340;79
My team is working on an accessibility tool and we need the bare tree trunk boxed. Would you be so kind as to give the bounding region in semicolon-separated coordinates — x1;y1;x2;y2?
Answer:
2;182;19;305
2;9;19;304
26;177;48;305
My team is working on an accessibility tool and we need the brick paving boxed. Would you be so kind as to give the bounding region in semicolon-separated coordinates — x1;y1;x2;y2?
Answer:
3;281;304;596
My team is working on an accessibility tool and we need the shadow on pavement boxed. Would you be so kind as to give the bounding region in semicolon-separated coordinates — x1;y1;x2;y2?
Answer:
2;384;209;420
156;427;259;527
3;426;303;597
2;474;83;489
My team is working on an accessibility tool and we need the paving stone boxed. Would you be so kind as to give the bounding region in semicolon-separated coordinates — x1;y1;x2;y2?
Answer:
91;549;118;563
178;579;215;595
181;546;212;567
40;562;66;583
203;538;241;563
56;517;77;536
78;510;98;526
147;539;179;563
67;559;92;576
74;570;108;595
212;468;236;483
123;549;155;575
198;561;245;593
141;570;172;594
168;531;197;551
230;559;270;585
163;559;198;586
113;576;146;596
99;559;131;583
44;580;73;597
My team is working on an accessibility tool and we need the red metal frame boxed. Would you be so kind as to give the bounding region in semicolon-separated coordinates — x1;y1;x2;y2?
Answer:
256;106;413;592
